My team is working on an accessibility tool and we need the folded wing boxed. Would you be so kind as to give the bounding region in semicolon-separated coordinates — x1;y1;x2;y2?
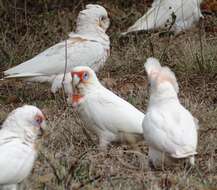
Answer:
124;0;202;34
87;88;145;135
4;38;105;78
143;102;197;158
0;131;35;184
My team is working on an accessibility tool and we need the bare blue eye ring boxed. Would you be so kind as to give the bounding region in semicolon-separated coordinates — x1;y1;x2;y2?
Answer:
83;72;89;81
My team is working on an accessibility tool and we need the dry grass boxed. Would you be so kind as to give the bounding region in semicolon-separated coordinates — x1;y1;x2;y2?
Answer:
0;0;217;190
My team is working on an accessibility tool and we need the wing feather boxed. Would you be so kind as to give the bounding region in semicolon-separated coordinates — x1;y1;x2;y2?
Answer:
84;88;145;135
125;0;202;34
143;100;197;158
4;38;105;78
0;130;35;184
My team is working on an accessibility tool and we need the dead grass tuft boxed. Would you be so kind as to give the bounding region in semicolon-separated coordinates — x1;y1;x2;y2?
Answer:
0;0;217;189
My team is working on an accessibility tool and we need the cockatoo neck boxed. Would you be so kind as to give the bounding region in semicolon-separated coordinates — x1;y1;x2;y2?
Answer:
150;83;178;104
75;24;109;46
72;81;102;107
76;22;104;33
79;81;102;95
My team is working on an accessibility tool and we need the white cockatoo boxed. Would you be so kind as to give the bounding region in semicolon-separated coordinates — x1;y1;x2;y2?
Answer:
142;58;198;168
123;0;203;34
3;4;110;99
0;105;46;190
70;66;145;149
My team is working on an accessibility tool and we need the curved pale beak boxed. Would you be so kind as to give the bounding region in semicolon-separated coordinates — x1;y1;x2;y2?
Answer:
72;74;81;87
39;120;46;137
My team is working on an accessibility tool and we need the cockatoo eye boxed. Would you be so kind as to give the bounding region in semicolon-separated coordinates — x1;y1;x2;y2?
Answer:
148;81;151;88
82;72;89;81
33;113;46;137
100;16;107;21
35;114;44;126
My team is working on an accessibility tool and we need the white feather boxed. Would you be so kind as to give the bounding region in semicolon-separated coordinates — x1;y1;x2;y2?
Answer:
123;0;203;34
0;105;45;188
3;4;110;99
72;66;145;149
142;58;198;168
50;73;73;95
144;57;162;75
4;38;108;77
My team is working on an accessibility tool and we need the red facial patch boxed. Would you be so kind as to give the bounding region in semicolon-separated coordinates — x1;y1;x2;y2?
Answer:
71;71;84;81
72;94;83;104
35;114;45;126
71;71;87;107
71;71;89;83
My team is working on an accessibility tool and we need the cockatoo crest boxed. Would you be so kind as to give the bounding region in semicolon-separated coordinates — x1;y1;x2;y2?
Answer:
0;105;45;187
144;58;179;93
157;67;179;93
143;58;198;167
144;57;162;77
3;4;110;101
76;4;110;32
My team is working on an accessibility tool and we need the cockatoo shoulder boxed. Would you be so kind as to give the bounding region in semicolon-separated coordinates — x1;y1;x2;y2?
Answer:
143;102;197;158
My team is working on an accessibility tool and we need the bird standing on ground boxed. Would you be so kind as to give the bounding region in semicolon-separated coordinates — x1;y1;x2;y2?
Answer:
3;4;110;100
0;105;46;190
71;66;145;149
123;0;203;34
142;58;198;169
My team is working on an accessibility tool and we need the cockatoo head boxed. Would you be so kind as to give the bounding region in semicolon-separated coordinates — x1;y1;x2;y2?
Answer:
71;66;100;106
144;58;179;96
3;105;46;138
144;57;162;81
76;4;110;32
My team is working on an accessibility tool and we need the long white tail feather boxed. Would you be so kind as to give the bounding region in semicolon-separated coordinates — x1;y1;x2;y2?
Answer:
3;72;46;79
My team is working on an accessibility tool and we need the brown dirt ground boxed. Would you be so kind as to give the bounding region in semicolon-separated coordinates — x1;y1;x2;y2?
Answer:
0;0;217;190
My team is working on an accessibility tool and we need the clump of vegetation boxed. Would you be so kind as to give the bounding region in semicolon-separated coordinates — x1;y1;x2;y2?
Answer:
0;0;217;189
